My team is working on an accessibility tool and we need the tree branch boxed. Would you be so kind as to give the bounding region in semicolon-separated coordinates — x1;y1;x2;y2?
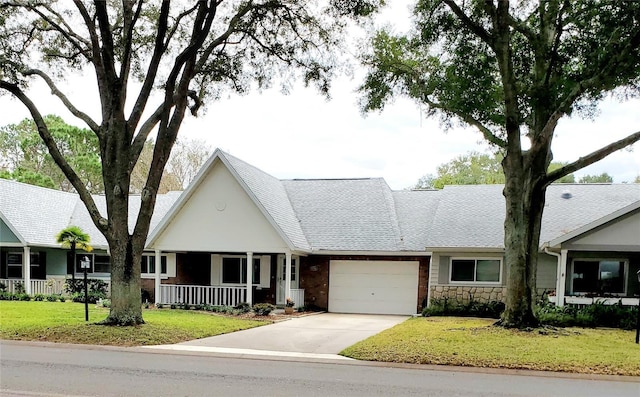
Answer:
128;0;171;130
0;80;108;232
22;69;100;133
543;130;640;185
443;0;495;48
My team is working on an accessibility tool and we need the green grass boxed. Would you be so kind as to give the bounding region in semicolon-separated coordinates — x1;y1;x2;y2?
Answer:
0;301;267;346
340;317;640;376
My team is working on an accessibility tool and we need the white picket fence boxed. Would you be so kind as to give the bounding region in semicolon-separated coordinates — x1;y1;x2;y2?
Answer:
159;284;247;306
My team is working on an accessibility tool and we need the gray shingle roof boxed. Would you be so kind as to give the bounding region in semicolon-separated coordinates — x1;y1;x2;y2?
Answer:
2;152;638;254
0;178;180;249
0;179;78;246
223;151;311;251
393;190;441;251
425;183;640;249
282;178;405;251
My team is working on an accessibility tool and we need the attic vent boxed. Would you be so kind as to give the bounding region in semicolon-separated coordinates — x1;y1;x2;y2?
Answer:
561;190;572;199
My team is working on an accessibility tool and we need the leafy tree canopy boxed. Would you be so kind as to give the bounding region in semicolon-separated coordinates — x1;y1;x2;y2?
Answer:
360;0;640;328
0;115;102;192
414;151;577;189
0;0;382;325
578;172;613;184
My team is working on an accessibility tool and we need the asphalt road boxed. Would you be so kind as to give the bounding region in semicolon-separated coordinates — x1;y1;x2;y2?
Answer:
1;342;638;397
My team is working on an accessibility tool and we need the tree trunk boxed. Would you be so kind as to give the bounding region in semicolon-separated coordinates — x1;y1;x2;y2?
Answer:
500;154;547;328
102;232;144;325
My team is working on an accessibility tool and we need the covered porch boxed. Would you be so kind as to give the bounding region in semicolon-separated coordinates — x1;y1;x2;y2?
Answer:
148;250;305;308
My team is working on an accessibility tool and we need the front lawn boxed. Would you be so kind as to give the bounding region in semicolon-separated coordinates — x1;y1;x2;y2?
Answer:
0;301;267;346
340;317;640;376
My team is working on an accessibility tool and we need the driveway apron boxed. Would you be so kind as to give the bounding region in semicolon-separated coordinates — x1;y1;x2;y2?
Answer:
177;313;407;354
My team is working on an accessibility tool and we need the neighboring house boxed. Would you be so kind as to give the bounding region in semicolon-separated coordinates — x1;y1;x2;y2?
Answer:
1;149;638;314
425;184;640;308
0;178;180;295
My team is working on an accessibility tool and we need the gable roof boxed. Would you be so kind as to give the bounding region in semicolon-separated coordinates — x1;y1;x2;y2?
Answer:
546;200;640;248
425;183;640;250
147;149;311;251
0;178;180;249
2;151;638;255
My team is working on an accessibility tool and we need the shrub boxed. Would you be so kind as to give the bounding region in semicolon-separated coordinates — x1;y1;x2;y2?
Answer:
253;303;276;316
234;302;251;313
64;279;109;299
58;295;66;302
46;295;58;302
14;281;25;294
156;303;164;309
0;291;12;300
100;299;112;308
0;282;6;292
536;300;638;330
71;292;102;304
16;293;31;301
422;297;504;319
33;294;45;301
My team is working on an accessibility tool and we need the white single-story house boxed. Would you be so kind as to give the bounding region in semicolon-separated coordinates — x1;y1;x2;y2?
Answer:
1;149;638;314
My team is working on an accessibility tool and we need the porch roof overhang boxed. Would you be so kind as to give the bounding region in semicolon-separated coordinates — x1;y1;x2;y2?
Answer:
0;211;26;246
546;200;640;250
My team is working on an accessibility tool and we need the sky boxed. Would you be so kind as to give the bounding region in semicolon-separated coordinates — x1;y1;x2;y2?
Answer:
1;1;639;190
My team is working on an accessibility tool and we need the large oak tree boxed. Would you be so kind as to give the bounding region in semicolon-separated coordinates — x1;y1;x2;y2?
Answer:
0;0;379;325
360;0;640;327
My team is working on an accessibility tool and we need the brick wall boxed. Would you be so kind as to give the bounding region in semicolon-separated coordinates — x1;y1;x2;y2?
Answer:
300;255;430;312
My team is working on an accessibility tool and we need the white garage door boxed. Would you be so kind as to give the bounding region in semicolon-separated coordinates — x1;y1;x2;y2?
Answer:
328;260;419;315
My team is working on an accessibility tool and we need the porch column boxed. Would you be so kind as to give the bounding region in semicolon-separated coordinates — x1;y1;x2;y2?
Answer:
154;249;162;305
23;246;31;295
285;251;292;302
246;252;253;305
557;249;568;307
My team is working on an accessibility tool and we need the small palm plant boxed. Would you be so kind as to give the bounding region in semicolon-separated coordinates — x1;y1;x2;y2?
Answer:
56;226;92;281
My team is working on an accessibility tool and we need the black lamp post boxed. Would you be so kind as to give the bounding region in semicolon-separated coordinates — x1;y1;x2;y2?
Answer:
636;270;640;344
81;256;90;322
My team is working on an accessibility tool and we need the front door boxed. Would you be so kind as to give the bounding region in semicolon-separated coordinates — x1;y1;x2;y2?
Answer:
276;255;299;305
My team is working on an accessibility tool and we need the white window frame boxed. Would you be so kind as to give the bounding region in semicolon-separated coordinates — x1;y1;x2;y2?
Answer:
569;258;628;296
449;257;503;285
220;255;261;286
140;254;169;279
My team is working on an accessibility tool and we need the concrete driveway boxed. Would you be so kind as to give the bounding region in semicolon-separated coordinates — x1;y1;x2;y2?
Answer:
177;313;407;354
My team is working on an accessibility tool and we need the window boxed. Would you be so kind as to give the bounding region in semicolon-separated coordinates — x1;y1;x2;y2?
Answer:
451;258;501;283
281;257;297;282
6;252;41;278
222;257;260;284
141;255;167;274
572;260;625;295
94;255;110;273
7;252;23;278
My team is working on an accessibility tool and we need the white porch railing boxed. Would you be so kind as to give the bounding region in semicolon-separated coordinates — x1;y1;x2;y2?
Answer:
564;296;640;306
289;288;305;308
159;284;247;306
30;279;66;295
0;279;64;295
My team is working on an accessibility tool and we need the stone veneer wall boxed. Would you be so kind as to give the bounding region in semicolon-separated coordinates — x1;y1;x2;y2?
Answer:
430;285;506;303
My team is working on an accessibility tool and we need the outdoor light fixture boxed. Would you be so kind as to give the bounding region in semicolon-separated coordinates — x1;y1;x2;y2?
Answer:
81;256;91;322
